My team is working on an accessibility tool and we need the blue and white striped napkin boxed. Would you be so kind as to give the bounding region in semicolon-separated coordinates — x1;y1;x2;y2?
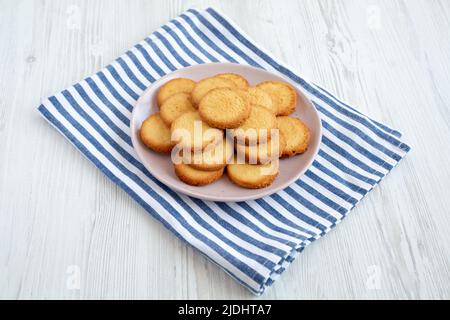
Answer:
38;7;411;295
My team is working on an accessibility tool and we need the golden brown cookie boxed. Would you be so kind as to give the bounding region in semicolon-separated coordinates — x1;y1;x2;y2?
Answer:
191;76;236;106
139;113;173;153
198;88;251;129
160;93;196;125
256;81;297;116
233;105;277;144
157;78;196;106
247;87;276;114
216;73;249;89
174;163;224;186
276;116;310;157
188;138;234;171
227;160;279;189
235;132;286;164
171;111;223;151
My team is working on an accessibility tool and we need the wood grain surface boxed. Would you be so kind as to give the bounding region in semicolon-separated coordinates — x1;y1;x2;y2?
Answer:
0;0;449;299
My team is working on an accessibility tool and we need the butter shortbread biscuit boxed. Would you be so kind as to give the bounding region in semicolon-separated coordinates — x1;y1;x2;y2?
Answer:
257;81;297;116
157;78;196;106
198;88;251;129
191;76;236;106
174;163;224;186
233;105;277;144
216;73;249;90
140;113;173;153
276;116;310;157
236;132;286;164
247;87;276;114
188;138;234;171
227;160;279;189
160;92;196;125
171;111;223;151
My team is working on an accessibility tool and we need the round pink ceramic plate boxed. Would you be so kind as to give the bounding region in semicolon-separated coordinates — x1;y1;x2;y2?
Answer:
130;63;322;202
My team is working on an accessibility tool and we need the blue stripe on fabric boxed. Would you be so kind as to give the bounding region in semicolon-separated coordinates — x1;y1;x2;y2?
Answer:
84;77;131;125
269;194;328;232
134;43;166;77
179;14;238;63
322;136;384;178
161;25;204;64
38;104;262;294
153;31;190;67
73;84;132;146
48;96;267;284
318;149;378;185
322;121;393;171
236;202;309;242
311;82;403;138
116;57;147;90
283;187;338;223
204;8;410;152
105;65;140;100
305;170;358;205
254;199;317;237
93;72;134;112
295;180;347;216
144;37;177;71
125;50;156;83
187;9;260;67
312;161;367;196
170;19;219;62
314;102;402;161
196;200;289;257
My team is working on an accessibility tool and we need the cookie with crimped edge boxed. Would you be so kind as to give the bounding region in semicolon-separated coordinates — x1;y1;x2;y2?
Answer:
233;105;277;144
174;163;224;186
171;111;223;151
227;159;279;189
157;78;196;106
276;116;310;157
188;138;234;171
198;88;251;129
140;113;173;153
247;87;276;114
216;73;249;89
160;92;196;125
191;76;236;106
235;132;286;164
256;80;297;116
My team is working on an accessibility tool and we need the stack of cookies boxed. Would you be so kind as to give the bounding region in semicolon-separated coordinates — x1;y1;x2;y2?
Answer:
139;73;310;189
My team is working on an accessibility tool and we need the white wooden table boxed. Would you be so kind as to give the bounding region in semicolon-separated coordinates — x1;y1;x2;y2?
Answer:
1;0;449;300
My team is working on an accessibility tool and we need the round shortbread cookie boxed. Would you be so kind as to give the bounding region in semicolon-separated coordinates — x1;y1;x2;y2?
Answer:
198;88;251;129
235;132;286;164
191;76;236;106
188;138;234;171
140;113;173;153
174;163;224;186
227;160;279;189
171;111;223;151
216;73;249;89
233;105;277;144
157;78;196;106
276;116;310;157
160;93;196;125
247;87;276;114
257;81;297;116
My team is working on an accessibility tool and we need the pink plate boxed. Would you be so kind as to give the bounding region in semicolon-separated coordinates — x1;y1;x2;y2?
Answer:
130;63;322;202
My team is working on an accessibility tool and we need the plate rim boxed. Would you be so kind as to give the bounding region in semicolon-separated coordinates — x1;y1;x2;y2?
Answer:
130;62;322;202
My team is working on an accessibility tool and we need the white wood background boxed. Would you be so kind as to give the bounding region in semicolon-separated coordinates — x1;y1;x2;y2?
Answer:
1;0;449;300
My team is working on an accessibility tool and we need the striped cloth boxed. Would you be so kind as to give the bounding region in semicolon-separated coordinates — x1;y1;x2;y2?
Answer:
38;7;411;295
